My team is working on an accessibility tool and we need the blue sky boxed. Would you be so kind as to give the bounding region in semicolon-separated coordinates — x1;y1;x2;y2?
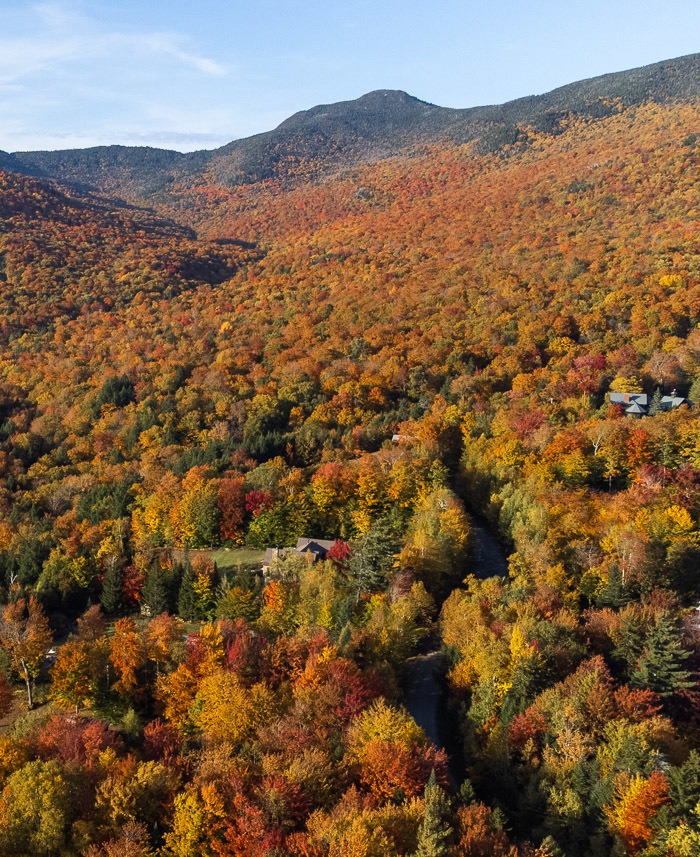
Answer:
1;0;699;153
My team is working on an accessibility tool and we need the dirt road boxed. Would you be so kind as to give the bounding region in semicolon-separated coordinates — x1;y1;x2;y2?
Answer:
470;517;509;578
403;515;509;787
404;651;443;747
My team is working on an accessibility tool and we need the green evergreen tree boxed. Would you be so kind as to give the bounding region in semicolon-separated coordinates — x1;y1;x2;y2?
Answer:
538;836;566;857
100;559;123;616
596;564;630;609
16;539;48;585
631;612;694;697
121;708;143;745
336;621;353;653
414;770;452;857
500;655;539;723
667;750;700;822
348;510;403;595
1;552;18;589
688;375;700;407
178;563;200;621
141;564;169;617
665;540;700;596
648;386;663;415
611;609;646;680
455;777;476;806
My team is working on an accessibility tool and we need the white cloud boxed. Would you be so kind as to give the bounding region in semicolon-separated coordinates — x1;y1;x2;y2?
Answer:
0;1;237;151
5;129;231;152
0;36;83;85
141;36;228;77
0;2;228;86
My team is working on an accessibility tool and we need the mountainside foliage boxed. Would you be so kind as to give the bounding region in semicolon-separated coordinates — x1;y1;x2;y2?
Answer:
0;76;697;855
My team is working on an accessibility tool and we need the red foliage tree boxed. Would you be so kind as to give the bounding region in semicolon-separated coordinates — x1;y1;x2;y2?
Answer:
508;706;548;753
612;686;663;721
327;539;351;570
142;719;182;766
455;803;518;857
245;490;273;518
356;739;449;801
34;712;123;771
122;565;145;607
218;476;246;542
0;670;13;719
224;619;265;686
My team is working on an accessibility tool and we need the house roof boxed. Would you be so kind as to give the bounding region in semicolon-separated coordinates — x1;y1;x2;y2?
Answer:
661;395;687;408
610;392;648;405
609;390;692;416
296;538;335;553
263;538;337;569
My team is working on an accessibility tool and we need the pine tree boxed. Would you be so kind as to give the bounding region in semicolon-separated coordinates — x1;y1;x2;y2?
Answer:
596;564;630;609
667;750;700;821
100;559;123;616
348;511;403;595
648;387;663;416
631;612;694;697
611;609;646;680
414;771;452;857
456;778;476;806
178;563;201;621
141;564;169;617
336;621;352;653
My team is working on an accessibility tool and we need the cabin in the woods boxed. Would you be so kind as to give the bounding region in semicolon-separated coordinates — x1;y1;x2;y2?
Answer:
295;537;336;560
263;538;336;573
610;392;648;416
609;390;690;416
660;391;689;410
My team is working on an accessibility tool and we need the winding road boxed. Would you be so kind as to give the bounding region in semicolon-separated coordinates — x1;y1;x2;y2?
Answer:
404;651;443;747
470;516;509;579
403;515;509;786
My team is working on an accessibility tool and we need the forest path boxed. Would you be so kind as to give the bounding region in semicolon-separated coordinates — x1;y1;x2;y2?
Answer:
404;651;443;747
470;516;509;579
403;513;509;787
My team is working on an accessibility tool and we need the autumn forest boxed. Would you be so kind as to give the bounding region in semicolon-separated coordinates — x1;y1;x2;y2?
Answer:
0;55;698;856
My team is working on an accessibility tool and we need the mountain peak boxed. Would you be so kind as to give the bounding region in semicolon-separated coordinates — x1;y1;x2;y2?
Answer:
355;89;431;104
275;88;442;136
4;53;699;199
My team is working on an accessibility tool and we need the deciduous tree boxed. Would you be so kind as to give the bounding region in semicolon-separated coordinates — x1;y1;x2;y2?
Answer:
0;597;52;708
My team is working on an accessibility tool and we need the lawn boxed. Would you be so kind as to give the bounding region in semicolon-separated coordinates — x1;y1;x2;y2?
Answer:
209;546;265;571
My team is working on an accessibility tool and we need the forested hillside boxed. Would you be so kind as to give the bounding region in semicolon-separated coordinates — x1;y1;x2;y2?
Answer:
0;63;697;856
0;171;256;335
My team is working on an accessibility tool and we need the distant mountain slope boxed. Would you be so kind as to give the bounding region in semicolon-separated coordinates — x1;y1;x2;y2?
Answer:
204;89;459;187
3;53;699;202
0;170;255;335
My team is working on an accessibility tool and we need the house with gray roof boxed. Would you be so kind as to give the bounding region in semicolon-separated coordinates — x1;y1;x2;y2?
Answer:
263;538;336;573
660;390;689;411
295;538;335;559
609;392;648;416
609;390;690;416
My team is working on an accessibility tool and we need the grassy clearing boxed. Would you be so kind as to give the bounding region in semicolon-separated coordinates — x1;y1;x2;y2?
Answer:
210;546;265;571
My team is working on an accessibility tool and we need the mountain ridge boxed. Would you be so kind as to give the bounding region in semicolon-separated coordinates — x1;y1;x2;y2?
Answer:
2;52;699;201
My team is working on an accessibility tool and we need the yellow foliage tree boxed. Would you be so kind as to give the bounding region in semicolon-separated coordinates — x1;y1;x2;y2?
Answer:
192;671;275;745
